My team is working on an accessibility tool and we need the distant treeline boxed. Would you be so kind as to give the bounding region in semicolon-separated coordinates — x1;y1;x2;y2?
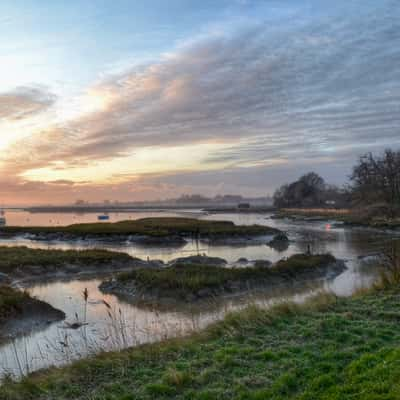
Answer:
273;149;400;216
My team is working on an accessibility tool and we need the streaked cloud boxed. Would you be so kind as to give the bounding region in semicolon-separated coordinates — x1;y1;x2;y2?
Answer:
1;0;399;203
0;86;56;121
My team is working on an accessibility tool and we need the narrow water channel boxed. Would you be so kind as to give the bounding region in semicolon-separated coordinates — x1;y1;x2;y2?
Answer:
0;210;397;378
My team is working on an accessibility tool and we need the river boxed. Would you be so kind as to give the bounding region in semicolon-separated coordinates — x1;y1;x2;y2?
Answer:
0;209;397;378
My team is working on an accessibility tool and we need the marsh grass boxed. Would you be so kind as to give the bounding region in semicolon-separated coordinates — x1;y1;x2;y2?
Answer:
376;243;400;289
0;246;133;273
280;208;351;216
1;217;278;238
116;254;336;298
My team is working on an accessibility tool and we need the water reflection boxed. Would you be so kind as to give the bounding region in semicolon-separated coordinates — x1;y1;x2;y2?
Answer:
0;210;398;378
2;209;203;227
0;277;326;377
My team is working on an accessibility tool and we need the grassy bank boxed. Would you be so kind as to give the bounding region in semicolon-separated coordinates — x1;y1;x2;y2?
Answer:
276;208;400;229
277;208;351;218
110;254;337;300
0;246;133;274
2;285;400;399
0;217;279;238
0;286;28;322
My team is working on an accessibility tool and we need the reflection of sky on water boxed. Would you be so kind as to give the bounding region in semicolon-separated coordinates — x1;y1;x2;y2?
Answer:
0;277;325;378
2;209;203;227
0;210;397;378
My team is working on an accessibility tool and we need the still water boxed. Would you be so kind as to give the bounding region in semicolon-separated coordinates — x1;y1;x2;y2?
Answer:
0;209;397;378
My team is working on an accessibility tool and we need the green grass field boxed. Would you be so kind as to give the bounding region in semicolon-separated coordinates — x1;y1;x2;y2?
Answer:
3;282;400;399
1;217;279;238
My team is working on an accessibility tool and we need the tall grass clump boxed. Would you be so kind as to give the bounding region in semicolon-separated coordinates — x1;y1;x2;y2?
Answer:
377;242;400;288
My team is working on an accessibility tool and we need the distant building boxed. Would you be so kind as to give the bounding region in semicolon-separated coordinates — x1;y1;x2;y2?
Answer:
238;203;251;209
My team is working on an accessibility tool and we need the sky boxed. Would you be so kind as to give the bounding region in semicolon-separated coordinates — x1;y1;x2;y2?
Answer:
0;0;399;205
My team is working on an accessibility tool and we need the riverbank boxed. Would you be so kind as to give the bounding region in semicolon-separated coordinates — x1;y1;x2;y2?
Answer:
0;247;151;281
0;286;65;342
274;208;400;230
0;217;281;246
204;206;276;213
100;254;344;305
2;283;400;399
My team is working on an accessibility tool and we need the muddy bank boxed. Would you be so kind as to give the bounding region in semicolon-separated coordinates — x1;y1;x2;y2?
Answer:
0;231;283;248
2;258;165;284
100;255;346;307
0;246;166;282
168;255;227;267
0;289;65;343
200;233;287;247
0;231;188;247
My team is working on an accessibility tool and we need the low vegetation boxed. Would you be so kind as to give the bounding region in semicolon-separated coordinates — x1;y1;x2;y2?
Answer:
277;208;351;218
273;253;335;271
376;244;400;289
3;282;400;399
0;217;279;238
275;208;400;229
105;254;337;300
0;286;28;322
0;246;133;274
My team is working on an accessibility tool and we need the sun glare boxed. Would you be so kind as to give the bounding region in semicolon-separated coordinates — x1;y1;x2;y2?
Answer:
20;142;232;184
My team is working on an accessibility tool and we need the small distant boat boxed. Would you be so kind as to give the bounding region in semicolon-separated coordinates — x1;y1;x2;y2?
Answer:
97;215;110;221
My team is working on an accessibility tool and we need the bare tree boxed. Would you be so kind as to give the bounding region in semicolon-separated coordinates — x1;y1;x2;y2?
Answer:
351;149;400;216
299;172;325;192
